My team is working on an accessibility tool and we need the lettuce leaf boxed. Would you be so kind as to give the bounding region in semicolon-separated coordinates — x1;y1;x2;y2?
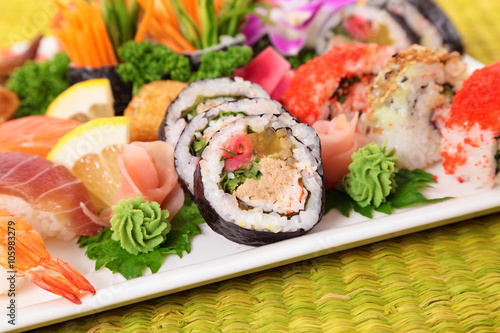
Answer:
78;197;205;280
325;169;453;219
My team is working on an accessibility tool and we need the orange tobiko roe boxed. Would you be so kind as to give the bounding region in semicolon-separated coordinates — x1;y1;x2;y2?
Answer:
445;61;500;132
282;43;394;125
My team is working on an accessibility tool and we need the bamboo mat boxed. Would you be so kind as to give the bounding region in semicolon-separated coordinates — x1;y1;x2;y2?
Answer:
6;0;500;332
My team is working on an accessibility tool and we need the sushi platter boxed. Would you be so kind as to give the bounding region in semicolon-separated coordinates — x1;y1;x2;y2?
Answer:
2;0;500;330
4;128;500;331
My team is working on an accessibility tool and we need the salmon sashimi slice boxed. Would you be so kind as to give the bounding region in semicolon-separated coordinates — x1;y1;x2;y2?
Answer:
0;152;104;240
0;115;81;157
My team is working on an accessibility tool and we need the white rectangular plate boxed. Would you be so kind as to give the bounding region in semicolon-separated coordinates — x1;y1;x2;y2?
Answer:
1;55;495;332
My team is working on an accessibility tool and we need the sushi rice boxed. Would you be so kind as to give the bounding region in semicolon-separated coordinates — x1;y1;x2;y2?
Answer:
159;77;269;146
174;98;288;197
360;45;468;169
194;112;324;246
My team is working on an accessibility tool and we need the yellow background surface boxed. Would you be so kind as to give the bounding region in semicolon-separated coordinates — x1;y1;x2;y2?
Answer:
0;0;499;64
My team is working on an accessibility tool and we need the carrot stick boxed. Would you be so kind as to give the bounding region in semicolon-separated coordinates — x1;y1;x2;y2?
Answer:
214;0;223;15
161;0;180;30
91;1;118;65
155;19;196;51
61;21;86;67
90;19;108;67
82;25;99;68
182;0;199;28
134;0;154;42
148;19;185;52
137;0;196;52
55;30;83;67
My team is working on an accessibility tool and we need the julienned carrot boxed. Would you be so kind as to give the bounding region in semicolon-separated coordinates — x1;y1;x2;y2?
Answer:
149;17;183;52
83;25;99;68
53;0;118;68
60;21;86;67
149;19;186;53
214;0;223;15
54;30;82;67
134;0;154;42
161;0;180;29
136;0;196;53
154;16;196;52
90;20;108;66
183;0;200;28
91;1;118;65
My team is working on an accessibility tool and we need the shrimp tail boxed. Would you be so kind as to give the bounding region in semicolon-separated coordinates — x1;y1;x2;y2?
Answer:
27;257;96;305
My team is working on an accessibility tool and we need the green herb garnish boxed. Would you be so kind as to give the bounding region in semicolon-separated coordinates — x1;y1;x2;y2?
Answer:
78;196;204;280
190;137;208;157
6;52;70;118
220;163;262;194
326;169;453;218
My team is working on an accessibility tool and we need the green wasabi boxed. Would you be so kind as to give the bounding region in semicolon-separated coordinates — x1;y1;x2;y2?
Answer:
110;196;170;255
343;142;399;208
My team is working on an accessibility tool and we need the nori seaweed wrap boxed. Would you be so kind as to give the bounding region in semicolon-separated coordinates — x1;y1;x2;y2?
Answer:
312;0;463;54
67;65;133;116
158;77;269;147
193;112;325;246
174;98;288;198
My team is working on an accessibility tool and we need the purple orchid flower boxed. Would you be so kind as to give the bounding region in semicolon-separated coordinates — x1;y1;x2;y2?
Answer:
242;0;358;55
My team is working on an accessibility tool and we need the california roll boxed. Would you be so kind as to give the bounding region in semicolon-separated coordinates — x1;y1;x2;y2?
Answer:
360;45;468;169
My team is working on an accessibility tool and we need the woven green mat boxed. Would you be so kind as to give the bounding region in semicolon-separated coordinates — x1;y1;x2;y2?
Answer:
5;0;500;332
32;214;500;332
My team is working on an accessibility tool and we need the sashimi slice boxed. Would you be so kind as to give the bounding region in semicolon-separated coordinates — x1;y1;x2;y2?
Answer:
0;152;104;240
234;46;291;98
113;141;184;219
0;115;81;158
313;113;371;189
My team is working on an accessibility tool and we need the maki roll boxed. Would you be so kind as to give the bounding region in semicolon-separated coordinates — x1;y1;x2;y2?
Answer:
174;98;288;198
312;0;463;55
283;43;395;125
441;62;500;187
158;77;269;146
67;66;132;116
193;113;324;246
360;45;468;169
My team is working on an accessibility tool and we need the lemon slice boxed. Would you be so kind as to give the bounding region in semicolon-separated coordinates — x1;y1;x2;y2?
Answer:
46;78;115;122
47;116;129;171
47;117;129;212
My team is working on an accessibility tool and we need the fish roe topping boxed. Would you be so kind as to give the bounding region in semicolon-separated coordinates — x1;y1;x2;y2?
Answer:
282;43;395;125
445;62;500;132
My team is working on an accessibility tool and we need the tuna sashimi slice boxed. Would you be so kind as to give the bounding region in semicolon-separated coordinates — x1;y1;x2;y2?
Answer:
0;152;103;239
234;46;291;98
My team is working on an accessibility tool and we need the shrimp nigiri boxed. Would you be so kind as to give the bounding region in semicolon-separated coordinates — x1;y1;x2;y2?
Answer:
0;210;95;304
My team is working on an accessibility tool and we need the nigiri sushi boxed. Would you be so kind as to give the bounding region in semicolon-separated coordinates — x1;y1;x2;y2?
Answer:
0;152;104;240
